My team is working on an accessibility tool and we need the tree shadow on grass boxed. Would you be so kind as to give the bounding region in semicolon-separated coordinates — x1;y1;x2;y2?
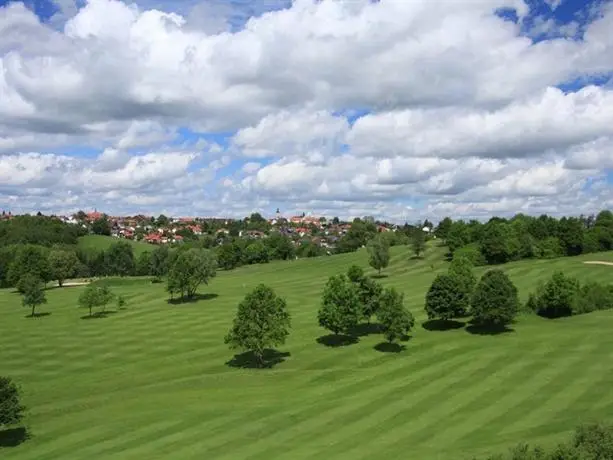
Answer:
374;342;406;353
371;274;388;279
167;293;219;305
25;312;52;319
0;427;29;448
316;334;359;348
80;310;119;320
225;349;291;369
465;324;514;336
422;319;465;331
348;323;382;337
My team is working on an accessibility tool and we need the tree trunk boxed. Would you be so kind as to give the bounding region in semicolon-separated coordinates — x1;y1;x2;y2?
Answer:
89;306;92;317
31;305;36;317
59;279;63;287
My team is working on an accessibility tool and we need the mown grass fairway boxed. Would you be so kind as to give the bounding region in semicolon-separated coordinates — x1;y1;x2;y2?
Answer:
2;245;613;459
77;235;151;256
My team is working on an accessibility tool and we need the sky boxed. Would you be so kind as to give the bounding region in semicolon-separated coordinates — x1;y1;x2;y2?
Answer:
1;0;613;223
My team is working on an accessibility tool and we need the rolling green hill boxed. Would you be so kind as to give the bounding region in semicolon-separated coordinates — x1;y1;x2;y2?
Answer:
77;234;152;256
2;244;613;459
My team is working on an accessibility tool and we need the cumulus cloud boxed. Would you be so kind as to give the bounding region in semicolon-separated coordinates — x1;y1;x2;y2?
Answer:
1;0;613;221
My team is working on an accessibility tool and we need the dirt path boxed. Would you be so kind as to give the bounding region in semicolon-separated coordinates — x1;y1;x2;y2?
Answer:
583;261;613;266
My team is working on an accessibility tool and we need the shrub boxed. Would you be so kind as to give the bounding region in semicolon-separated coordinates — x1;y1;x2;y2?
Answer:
573;282;613;315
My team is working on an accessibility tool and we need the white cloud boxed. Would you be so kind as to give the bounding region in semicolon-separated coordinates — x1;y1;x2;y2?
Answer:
1;0;613;221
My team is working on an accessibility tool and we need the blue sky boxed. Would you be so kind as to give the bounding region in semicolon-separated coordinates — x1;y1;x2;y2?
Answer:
1;0;612;222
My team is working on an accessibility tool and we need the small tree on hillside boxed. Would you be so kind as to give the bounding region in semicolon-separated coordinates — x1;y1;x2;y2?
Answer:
8;245;51;291
377;287;414;344
471;270;519;328
151;245;170;280
0;377;25;429
346;265;383;323
166;249;217;301
224;284;291;367
318;274;361;336
448;256;477;316
367;235;390;275
531;271;580;318
78;284;114;317
412;229;426;258
425;274;467;321
20;274;47;317
48;249;78;287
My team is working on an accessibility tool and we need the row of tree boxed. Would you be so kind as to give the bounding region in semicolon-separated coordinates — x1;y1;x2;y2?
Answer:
437;210;613;265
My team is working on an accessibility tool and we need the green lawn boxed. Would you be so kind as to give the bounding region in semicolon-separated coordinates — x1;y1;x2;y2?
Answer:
77;235;151;256
2;244;613;459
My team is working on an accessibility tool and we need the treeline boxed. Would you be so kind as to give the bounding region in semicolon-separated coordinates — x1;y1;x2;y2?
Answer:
479;422;613;459
0;215;86;247
437;210;613;265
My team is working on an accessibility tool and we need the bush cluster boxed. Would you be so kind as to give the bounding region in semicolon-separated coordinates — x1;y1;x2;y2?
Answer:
526;271;613;318
480;422;613;459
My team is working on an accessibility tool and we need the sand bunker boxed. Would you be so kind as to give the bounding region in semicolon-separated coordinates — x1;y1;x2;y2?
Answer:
583;261;613;266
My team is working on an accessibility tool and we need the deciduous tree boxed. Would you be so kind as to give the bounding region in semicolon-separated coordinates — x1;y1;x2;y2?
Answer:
78;284;114;317
48;249;78;287
224;284;291;367
7;244;51;290
0;376;25;428
367;235;390;275
166;248;217;300
377;287;414;344
318;274;361;335
411;228;426;258
105;241;135;276
425;274;467;321
471;270;519;328
20;274;47;317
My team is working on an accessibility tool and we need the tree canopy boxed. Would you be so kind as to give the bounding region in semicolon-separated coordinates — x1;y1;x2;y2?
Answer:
166;248;217;300
377;287;414;344
48;249;78;287
471;270;519;328
0;376;25;427
20;274;47;317
425;274;467;321
367;235;390;275
318;274;361;335
224;284;291;367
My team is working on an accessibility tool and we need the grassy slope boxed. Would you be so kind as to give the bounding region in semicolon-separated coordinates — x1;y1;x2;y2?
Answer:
2;244;613;459
77;235;151;256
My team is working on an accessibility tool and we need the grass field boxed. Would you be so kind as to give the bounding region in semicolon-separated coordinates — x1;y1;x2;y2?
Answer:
77;235;152;256
2;244;613;459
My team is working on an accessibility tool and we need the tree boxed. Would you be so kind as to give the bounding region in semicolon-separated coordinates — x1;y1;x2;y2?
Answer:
243;241;269;265
448;256;477;315
20;274;47;317
346;266;383;323
435;217;453;241
425;274;467;321
105;241;135;276
136;251;152;276
367;235;390;275
318;274;361;335
265;233;295;261
116;295;126;309
531;271;581;318
78;284;114;317
150;245;170;279
166;248;217;300
411;228;426;258
48;249;78;287
157;214;169;227
377;287;414;344
224;284;291;367
0;376;25;427
92;216;111;235
471;270;519;328
7;244;51;290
